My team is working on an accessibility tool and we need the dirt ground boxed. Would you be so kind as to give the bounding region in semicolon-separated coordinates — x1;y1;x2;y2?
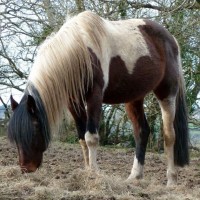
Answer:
0;136;200;200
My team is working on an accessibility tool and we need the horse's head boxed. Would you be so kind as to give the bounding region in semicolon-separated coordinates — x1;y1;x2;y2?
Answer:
8;94;49;173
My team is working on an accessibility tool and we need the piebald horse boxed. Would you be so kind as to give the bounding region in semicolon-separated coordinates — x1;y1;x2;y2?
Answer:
8;11;189;186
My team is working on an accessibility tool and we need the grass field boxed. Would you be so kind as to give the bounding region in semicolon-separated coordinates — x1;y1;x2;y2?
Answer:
0;136;200;199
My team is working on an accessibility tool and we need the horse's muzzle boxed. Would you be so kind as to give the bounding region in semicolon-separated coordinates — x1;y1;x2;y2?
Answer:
20;162;39;173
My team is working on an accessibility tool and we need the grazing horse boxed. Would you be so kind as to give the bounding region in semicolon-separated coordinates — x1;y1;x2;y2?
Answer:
8;11;189;186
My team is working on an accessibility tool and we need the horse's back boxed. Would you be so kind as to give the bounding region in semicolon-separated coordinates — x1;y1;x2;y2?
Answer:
73;12;179;104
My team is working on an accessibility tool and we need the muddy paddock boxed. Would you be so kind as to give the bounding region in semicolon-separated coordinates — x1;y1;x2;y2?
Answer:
0;136;200;200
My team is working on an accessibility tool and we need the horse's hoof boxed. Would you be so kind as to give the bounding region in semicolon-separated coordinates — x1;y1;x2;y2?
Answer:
87;165;99;172
167;179;177;187
126;173;143;183
167;170;177;186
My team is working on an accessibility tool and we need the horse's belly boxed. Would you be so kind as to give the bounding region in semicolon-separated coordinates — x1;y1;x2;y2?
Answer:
103;84;149;104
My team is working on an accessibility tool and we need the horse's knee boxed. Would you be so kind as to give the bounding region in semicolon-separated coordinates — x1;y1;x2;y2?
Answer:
85;131;99;147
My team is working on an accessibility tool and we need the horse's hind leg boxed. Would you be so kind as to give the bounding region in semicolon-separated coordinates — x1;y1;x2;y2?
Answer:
157;96;177;186
125;100;150;180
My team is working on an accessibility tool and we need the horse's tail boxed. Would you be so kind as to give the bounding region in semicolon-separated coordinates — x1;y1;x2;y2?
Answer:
173;44;189;167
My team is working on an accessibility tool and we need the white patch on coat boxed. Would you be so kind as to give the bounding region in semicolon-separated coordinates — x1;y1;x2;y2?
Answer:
81;18;150;91
105;19;150;74
127;155;143;180
85;131;99;170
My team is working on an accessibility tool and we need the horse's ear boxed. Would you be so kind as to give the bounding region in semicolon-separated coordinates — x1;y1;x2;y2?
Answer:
27;95;37;115
10;95;19;111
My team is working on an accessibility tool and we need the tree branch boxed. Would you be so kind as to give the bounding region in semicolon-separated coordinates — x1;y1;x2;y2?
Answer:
0;96;10;118
100;0;200;11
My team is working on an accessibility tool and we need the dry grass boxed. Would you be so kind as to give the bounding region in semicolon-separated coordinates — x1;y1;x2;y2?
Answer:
0;136;200;199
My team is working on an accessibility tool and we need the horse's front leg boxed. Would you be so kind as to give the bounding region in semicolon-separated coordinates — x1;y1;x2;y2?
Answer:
85;85;103;170
68;102;89;168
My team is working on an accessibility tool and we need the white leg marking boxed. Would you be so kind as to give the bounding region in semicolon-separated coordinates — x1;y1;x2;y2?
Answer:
159;97;177;186
79;139;89;168
85;131;99;170
166;145;177;186
127;156;143;181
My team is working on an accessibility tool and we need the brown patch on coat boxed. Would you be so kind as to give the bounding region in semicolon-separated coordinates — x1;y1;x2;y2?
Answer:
85;48;104;132
138;20;179;100
103;55;164;104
